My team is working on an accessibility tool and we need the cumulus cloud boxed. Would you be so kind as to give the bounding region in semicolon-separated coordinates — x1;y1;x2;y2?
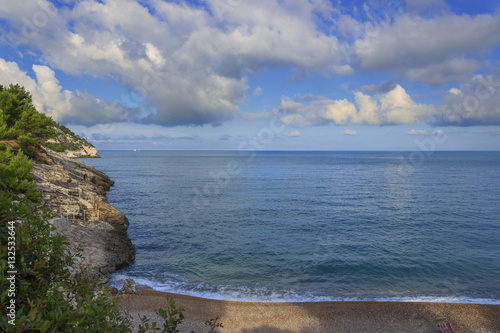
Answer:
435;74;500;126
404;57;478;85
353;12;500;84
288;130;301;137
2;0;500;130
0;58;136;125
355;13;500;71
277;85;436;127
448;87;462;95
0;0;345;127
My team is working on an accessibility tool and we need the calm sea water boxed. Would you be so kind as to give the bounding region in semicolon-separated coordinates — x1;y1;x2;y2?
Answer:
81;151;500;304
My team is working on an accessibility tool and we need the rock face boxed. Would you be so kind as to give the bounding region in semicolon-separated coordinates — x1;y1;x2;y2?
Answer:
32;145;135;285
45;126;100;158
63;145;99;159
120;278;137;294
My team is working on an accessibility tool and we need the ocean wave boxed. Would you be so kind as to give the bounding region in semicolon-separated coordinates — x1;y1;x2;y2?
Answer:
108;274;500;305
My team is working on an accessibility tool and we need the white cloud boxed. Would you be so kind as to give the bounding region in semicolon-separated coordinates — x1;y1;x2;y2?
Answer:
2;0;500;131
404;57;478;85
288;130;301;137
353;12;500;83
343;129;356;135
436;75;500;126
0;0;346;127
408;129;429;135
277;85;437;127
448;87;462;95
356;13;500;71
0;58;136;125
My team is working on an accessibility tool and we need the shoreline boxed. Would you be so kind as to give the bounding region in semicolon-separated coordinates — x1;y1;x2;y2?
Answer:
109;275;500;306
117;288;500;333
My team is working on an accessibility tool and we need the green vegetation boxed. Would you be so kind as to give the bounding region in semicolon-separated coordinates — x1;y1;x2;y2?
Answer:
0;84;222;332
138;296;223;333
0;147;40;202
44;124;95;153
0;84;56;158
0;84;93;157
1;137;131;331
0;191;132;332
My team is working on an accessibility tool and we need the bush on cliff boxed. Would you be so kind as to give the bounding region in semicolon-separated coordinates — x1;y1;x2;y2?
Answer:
0;191;132;332
1;138;132;332
0;84;93;156
0;84;56;158
0;146;40;202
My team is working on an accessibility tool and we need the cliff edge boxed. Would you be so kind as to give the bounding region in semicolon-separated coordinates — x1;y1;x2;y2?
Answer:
0;83;134;286
32;144;135;285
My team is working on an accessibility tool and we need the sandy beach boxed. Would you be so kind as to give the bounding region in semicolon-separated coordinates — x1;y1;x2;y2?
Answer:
116;288;500;333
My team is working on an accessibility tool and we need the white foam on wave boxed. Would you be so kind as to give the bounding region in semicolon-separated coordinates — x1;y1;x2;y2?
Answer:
108;274;500;305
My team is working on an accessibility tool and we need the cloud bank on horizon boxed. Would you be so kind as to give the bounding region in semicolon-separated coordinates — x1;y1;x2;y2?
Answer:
0;0;499;149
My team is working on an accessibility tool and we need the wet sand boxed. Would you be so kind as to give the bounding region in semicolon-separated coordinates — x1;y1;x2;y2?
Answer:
116;289;500;333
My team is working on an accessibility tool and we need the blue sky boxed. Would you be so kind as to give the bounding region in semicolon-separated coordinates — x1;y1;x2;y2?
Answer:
1;0;500;150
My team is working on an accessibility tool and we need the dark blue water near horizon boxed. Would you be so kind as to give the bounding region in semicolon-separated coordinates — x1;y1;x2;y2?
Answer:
80;151;500;303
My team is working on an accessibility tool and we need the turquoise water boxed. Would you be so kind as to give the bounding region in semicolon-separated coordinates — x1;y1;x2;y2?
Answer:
81;151;500;303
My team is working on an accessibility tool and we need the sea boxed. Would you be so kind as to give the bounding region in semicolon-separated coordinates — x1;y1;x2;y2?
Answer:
80;151;500;304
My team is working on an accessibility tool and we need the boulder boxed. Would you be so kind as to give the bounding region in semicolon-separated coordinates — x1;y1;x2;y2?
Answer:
120;278;137;294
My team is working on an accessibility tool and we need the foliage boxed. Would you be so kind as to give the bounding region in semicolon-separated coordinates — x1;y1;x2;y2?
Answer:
44;139;89;153
0;191;133;332
0;84;56;142
138;296;185;333
0;146;40;202
0;83;94;156
16;134;38;159
205;317;223;333
0;126;130;331
137;296;223;333
0;139;131;332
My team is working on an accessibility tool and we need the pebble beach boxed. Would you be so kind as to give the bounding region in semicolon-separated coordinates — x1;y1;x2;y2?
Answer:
117;288;500;333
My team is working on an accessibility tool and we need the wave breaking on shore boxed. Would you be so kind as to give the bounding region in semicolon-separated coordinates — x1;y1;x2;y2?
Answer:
109;273;500;305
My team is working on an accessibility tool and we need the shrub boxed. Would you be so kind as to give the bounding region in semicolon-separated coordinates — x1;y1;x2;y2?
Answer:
0;146;40;202
0;191;133;333
138;296;223;333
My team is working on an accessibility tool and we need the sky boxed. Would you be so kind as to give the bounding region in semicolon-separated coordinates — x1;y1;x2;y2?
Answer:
0;0;500;151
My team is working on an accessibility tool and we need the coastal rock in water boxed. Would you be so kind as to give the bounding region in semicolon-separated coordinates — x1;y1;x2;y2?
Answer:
32;145;135;285
120;278;137;294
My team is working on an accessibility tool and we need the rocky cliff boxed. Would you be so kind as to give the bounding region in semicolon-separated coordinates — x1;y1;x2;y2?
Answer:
31;144;135;285
44;126;101;158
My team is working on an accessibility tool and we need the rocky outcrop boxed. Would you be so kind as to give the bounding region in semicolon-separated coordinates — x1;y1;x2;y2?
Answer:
32;144;135;285
120;278;138;294
62;145;99;159
44;126;100;158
